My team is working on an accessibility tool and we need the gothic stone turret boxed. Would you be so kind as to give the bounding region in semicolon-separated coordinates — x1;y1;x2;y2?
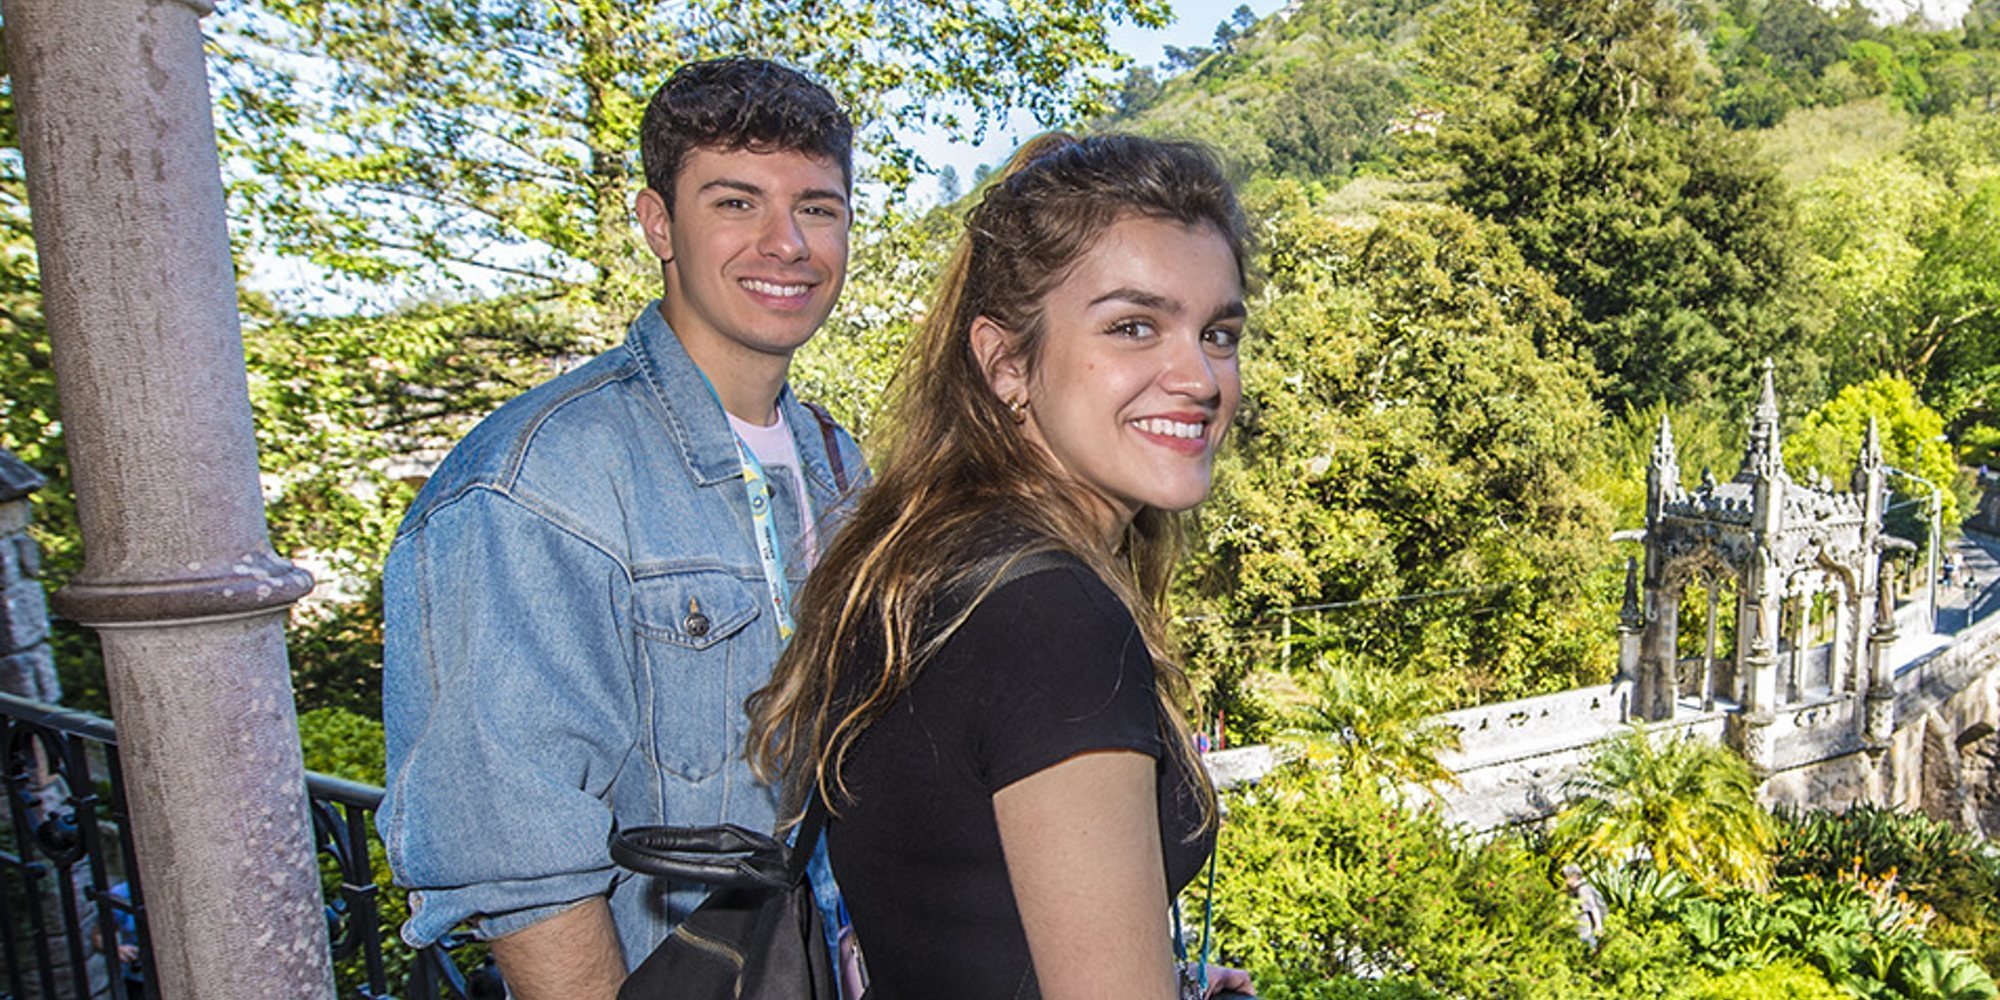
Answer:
1628;362;1890;775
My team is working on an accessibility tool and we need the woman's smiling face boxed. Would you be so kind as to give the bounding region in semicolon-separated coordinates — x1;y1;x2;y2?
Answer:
985;214;1245;537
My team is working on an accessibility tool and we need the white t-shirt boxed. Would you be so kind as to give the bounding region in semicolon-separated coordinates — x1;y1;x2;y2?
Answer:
727;408;818;566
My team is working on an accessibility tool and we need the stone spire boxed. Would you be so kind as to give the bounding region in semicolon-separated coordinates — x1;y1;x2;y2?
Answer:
1854;415;1884;492
1652;414;1679;472
1646;413;1682;522
1620;556;1643;630
1739;358;1785;483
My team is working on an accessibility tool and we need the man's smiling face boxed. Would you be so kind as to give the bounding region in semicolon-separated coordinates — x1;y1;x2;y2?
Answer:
647;145;850;370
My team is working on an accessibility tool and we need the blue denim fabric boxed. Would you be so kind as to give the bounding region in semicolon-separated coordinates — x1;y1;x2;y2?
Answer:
377;302;865;970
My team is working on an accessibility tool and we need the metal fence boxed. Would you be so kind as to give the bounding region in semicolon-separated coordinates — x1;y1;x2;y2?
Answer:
0;692;478;999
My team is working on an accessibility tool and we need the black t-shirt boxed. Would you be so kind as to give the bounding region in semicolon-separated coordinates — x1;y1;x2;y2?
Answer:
826;555;1214;1000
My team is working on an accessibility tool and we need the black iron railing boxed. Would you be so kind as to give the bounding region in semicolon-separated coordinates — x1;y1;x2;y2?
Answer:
0;691;479;999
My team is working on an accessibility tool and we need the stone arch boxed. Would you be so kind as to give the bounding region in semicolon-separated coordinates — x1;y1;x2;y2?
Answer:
1663;557;1743;708
1777;553;1861;699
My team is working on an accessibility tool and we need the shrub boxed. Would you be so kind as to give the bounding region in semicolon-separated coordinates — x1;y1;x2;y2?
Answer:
1667;960;1845;999
1775;803;2000;981
1199;762;1587;998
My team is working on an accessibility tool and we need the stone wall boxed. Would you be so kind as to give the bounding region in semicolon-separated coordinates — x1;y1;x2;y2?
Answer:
1885;612;2000;834
1421;607;2000;833
0;449;59;702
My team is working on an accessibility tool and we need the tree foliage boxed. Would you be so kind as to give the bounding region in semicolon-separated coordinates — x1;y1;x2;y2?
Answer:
1189;190;1612;705
1202;763;1585;997
1281;659;1461;788
1555;729;1776;893
211;0;1170;320
1419;0;1821;412
1786;376;1960;537
1797;112;2000;429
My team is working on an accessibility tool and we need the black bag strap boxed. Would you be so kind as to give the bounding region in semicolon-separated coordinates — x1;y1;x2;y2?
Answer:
610;824;791;890
942;548;1075;617
800;400;848;493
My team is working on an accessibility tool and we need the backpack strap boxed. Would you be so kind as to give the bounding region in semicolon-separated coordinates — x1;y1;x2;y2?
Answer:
800;400;848;494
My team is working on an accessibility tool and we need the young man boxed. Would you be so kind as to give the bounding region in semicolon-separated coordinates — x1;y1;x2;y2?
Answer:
377;58;863;999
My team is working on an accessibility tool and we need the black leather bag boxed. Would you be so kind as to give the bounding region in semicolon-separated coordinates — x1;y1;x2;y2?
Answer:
610;793;835;1000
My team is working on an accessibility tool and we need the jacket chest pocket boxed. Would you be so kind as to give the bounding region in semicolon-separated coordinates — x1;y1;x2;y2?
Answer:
632;572;764;783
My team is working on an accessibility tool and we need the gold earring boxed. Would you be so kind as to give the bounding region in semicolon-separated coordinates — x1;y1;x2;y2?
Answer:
1007;396;1030;425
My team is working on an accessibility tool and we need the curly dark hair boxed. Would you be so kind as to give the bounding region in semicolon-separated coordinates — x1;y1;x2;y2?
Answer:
639;57;853;210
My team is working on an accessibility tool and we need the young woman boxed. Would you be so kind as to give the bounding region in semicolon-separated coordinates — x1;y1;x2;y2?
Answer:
748;133;1254;1000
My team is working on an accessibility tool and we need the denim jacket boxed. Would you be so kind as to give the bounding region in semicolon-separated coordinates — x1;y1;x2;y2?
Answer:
377;302;865;967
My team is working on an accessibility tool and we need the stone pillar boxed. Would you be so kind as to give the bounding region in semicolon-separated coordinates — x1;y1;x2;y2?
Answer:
1701;584;1719;710
1637;584;1680;721
1616;557;1643;686
1730;593;1780;772
1971;469;2000;535
1800;588;1816;700
1864;562;1899;753
0;452;60;702
2;2;335;997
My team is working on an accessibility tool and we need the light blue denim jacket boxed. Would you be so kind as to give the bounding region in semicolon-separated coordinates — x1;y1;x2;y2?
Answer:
377;302;864;967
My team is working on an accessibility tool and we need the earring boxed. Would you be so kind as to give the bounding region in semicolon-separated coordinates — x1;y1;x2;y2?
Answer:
1007;396;1030;425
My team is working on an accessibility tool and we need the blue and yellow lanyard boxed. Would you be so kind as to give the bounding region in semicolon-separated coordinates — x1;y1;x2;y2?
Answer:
731;434;797;640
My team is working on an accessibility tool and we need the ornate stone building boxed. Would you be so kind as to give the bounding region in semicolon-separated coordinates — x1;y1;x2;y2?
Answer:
1625;363;1909;769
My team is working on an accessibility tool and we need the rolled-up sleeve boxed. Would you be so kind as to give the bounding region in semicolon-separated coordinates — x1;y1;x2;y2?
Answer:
377;486;637;946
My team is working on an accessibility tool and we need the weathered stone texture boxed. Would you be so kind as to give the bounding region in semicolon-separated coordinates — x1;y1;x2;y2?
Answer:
0;646;60;703
1;577;51;652
0;451;58;705
1971;471;2000;535
0;501;28;543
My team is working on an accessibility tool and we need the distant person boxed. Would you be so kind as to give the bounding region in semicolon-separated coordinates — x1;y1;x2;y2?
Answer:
378;57;865;999
91;881;142;992
748;133;1255;998
1564;863;1607;951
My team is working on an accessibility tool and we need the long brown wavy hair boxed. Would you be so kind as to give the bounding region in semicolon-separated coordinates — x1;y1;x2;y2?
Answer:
745;133;1248;827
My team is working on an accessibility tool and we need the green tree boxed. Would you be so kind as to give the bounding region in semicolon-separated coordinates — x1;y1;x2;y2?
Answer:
1418;0;1823;411
1190;191;1613;705
1264;56;1409;179
1799;114;2000;430
1555;729;1776;892
1283;658;1462;788
1796;154;1953;389
0;60;65;574
213;0;1169;322
1785;376;1959;533
1908;177;2000;428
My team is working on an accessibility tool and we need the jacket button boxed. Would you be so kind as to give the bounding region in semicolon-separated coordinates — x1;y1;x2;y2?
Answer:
684;597;711;638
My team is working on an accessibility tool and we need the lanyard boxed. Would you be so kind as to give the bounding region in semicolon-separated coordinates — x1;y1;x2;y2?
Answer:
731;434;796;641
695;371;803;641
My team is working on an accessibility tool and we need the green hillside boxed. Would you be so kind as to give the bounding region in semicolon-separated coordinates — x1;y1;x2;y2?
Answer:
959;0;2000;717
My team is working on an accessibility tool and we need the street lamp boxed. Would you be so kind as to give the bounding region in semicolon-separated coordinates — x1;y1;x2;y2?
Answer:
1884;465;1942;634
